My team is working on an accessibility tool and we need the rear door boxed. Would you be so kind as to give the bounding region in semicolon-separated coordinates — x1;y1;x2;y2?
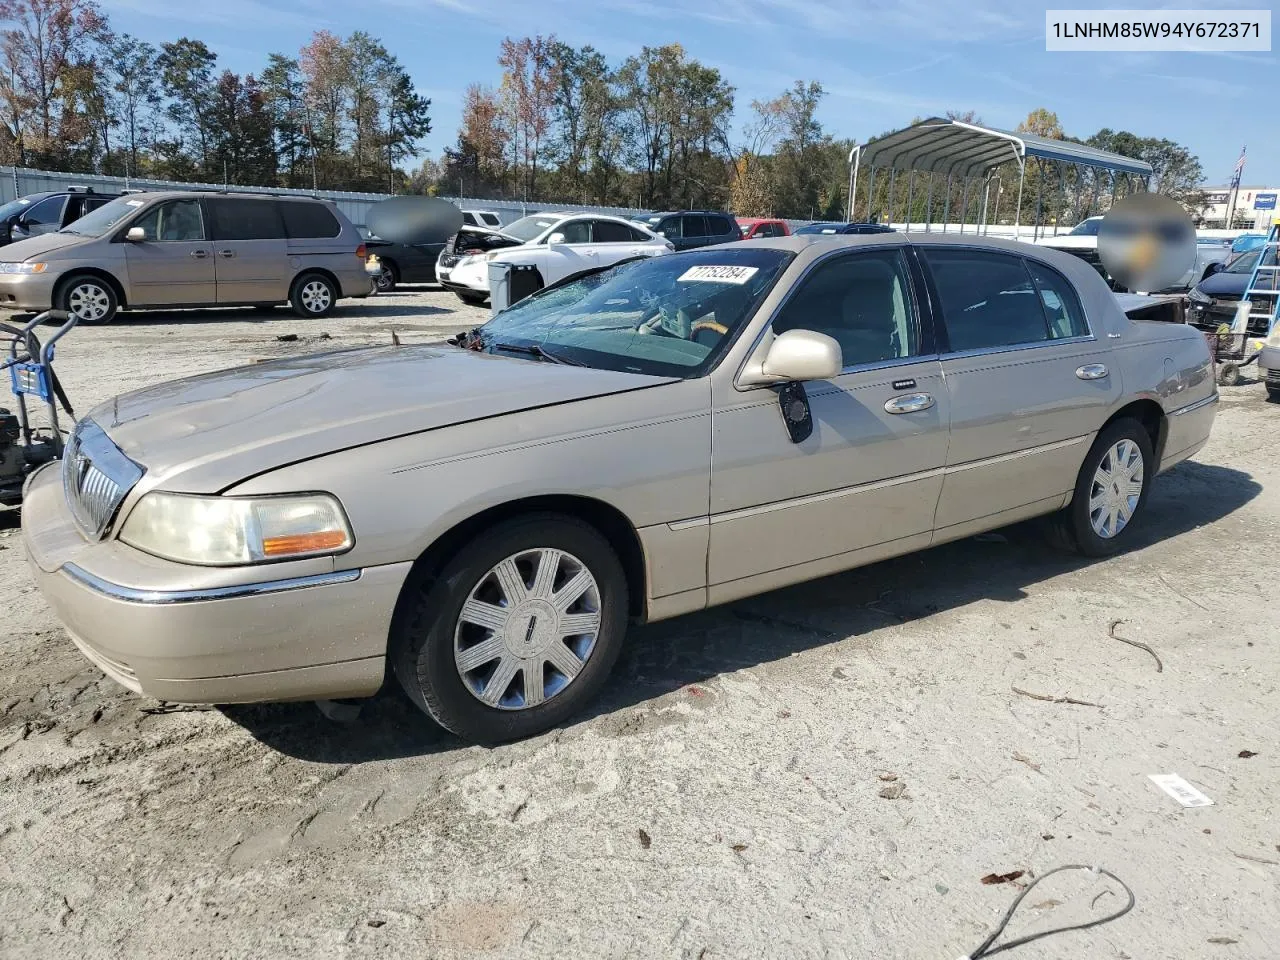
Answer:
920;246;1121;535
207;197;290;303
587;219;653;267
121;198;216;306
678;215;709;250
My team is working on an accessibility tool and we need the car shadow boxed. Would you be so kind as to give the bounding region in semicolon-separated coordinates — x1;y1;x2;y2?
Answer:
223;460;1260;763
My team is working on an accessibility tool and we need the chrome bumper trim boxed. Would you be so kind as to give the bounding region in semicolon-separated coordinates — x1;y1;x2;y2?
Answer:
61;565;362;605
1171;393;1220;417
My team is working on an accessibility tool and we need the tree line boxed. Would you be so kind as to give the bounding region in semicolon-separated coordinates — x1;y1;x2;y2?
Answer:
0;0;431;192
0;4;1206;222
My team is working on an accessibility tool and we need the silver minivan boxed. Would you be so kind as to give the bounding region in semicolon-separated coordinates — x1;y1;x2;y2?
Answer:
0;191;375;323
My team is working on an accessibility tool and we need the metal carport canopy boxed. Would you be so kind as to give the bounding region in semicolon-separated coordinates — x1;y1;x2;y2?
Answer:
858;117;1153;178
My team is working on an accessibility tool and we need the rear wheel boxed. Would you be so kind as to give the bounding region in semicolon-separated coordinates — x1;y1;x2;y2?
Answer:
56;275;118;325
1267;385;1280;402
290;273;337;318
374;260;398;294
392;514;629;744
1046;417;1153;557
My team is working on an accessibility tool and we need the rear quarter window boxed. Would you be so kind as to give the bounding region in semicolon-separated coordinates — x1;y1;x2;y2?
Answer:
280;201;341;239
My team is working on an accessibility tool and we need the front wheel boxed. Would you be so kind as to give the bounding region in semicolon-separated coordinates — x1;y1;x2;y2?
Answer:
290;273;337;318
1046;418;1154;557
392;514;629;744
57;275;118;325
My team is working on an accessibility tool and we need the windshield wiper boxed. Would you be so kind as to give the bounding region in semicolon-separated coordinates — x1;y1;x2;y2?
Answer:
492;341;584;366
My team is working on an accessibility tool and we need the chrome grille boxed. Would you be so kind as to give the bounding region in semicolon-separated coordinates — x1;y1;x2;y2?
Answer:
62;419;143;540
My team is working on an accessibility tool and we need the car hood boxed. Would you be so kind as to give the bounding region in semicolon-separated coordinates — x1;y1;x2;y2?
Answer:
1034;235;1097;249
89;345;673;493
1197;269;1249;298
1;231;87;261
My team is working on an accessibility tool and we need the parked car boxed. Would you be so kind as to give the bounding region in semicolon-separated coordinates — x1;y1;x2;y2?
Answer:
435;226;523;304
629;211;741;250
462;209;503;229
794;221;895;235
1187;247;1269;335
1258;325;1280;401
0;187;124;247
23;233;1217;744
440;213;672;305
357;225;445;292
737;218;791;239
0;191;374;324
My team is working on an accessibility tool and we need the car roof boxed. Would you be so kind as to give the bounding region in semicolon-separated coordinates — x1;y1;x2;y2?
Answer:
737;217;782;224
634;210;732;218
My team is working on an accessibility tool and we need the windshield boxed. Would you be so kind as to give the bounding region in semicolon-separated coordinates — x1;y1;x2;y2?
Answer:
474;247;794;378
0;197;33;221
1233;234;1266;253
60;195;148;236
795;222;838;234
1069;218;1103;236
1225;249;1262;274
502;215;562;243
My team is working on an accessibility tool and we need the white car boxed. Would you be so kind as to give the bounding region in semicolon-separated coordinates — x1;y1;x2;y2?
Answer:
1038;217;1231;292
439;213;674;305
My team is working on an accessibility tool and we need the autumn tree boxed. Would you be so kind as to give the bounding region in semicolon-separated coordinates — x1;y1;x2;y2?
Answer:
0;0;109;165
157;38;217;174
497;35;558;201
102;34;161;177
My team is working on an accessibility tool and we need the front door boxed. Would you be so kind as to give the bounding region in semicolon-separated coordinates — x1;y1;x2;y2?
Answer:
920;246;1122;533
708;247;949;596
122;198;216;306
541;219;598;285
206;197;291;304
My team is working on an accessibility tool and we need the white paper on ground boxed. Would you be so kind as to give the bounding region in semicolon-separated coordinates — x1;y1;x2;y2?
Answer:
1148;773;1214;807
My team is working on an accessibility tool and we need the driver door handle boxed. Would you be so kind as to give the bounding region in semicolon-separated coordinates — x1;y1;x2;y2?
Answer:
1076;363;1109;380
217;249;236;259
190;250;208;259
884;392;935;414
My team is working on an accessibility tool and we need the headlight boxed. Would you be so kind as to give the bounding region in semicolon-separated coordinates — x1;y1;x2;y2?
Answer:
120;492;353;565
456;255;483;268
0;262;47;274
1189;287;1211;304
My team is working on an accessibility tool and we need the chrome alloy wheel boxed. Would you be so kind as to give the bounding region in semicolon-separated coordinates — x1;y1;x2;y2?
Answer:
300;280;332;313
453;548;602;710
68;282;112;322
1089;438;1144;539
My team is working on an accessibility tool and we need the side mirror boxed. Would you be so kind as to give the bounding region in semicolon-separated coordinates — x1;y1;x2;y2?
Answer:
547;232;566;246
1204;261;1223;276
125;226;146;242
760;329;843;382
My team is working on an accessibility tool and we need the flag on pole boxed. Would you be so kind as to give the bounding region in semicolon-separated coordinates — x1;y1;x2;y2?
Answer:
1230;145;1246;187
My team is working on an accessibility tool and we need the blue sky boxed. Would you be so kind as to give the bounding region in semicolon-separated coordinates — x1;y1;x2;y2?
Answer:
102;0;1279;186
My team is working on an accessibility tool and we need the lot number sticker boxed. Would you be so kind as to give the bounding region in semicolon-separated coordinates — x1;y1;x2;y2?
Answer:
678;265;759;284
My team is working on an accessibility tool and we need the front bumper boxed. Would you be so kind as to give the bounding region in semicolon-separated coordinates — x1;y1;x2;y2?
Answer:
440;259;489;294
1260;344;1280;383
21;463;412;704
0;271;60;312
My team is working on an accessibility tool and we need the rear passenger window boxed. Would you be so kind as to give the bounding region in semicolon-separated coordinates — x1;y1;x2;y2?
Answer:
592;220;636;243
1026;260;1089;339
925;249;1056;352
209;199;285;241
280;201;340;238
713;216;737;236
682;215;708;239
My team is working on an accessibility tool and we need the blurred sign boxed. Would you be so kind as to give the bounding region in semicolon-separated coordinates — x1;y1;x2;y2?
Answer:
366;197;464;245
1254;193;1277;210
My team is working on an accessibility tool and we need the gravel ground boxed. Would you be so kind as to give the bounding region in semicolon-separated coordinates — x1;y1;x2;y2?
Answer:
1;289;1278;959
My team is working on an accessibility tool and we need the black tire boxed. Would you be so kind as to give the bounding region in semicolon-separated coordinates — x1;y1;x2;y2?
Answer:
391;513;629;744
1045;417;1154;557
1217;362;1241;387
56;274;118;325
1267;386;1280;403
456;290;488;307
289;272;338;318
374;260;398;294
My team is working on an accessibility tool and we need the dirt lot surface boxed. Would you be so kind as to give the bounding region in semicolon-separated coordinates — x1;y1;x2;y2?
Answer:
1;289;1278;959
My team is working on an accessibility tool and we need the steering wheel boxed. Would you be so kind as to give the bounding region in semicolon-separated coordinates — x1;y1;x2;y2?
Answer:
690;319;727;348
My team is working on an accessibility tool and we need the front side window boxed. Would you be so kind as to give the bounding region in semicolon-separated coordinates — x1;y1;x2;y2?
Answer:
475;247;794;377
772;249;918;367
556;220;592;244
209;199;285;241
925;248;1075;352
131;199;205;242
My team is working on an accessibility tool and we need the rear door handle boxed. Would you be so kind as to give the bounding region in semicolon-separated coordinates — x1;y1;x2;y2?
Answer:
190;250;208;259
217;249;236;259
1076;363;1109;380
884;393;935;414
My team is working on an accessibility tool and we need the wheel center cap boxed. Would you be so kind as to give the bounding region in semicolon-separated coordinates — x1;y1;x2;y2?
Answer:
503;599;558;656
